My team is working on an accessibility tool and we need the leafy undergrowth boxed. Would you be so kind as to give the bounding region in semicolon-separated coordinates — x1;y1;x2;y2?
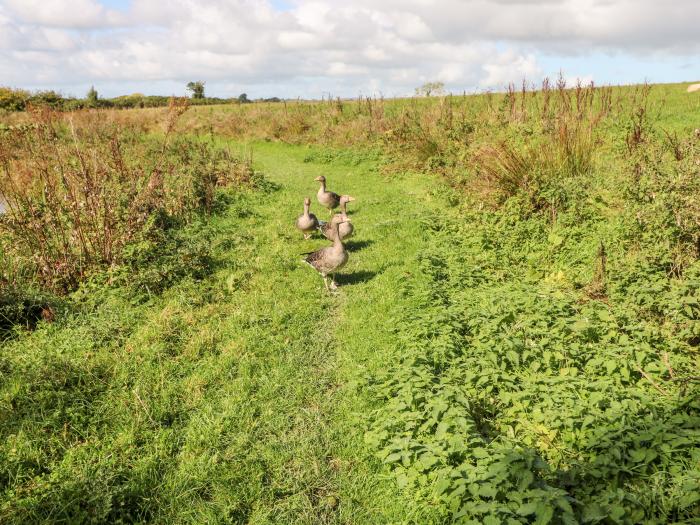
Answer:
365;204;700;524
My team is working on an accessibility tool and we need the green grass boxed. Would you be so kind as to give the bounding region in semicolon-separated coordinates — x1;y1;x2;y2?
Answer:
2;83;700;523
0;140;443;523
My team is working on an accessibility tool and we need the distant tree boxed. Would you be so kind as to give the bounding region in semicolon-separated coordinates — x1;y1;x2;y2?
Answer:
0;87;30;111
186;81;206;99
86;85;98;104
237;93;250;104
415;81;445;97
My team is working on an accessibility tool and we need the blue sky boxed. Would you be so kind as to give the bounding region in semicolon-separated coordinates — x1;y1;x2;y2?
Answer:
98;0;129;8
1;0;698;99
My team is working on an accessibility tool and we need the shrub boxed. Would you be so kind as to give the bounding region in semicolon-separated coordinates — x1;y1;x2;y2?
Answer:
0;87;30;111
0;102;254;293
474;118;595;217
623;131;700;272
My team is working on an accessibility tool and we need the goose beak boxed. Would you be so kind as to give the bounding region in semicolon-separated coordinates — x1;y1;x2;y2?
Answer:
314;176;322;182
347;196;356;202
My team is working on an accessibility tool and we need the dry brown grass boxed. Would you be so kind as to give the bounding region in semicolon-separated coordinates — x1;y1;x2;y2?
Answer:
0;101;253;292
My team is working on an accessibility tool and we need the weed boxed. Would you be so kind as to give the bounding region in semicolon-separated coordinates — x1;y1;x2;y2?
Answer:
0;105;254;293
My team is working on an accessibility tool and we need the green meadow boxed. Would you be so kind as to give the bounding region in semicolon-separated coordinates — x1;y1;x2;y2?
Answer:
1;81;699;523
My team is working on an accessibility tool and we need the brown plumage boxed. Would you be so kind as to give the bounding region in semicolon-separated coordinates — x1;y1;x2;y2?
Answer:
315;175;340;214
320;195;355;241
303;217;350;291
295;197;319;239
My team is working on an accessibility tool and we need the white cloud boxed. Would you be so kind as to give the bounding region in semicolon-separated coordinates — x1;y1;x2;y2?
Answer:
3;0;126;28
0;0;697;97
481;51;543;87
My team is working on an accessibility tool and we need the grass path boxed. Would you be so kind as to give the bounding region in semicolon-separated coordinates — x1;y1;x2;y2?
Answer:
0;137;454;524
220;141;445;523
1;140;451;524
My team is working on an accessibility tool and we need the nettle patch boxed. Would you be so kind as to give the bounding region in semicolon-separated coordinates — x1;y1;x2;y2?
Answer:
365;214;700;524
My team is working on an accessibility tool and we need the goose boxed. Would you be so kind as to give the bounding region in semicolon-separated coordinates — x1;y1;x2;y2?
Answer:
319;195;355;241
315;176;340;215
295;197;319;239
303;216;350;291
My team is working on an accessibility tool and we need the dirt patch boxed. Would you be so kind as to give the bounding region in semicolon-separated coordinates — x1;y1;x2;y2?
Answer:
687;83;700;93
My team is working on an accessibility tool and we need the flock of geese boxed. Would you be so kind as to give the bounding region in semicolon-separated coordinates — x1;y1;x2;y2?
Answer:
295;175;355;291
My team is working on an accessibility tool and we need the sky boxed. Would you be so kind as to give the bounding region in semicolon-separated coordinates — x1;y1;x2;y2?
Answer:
0;0;698;99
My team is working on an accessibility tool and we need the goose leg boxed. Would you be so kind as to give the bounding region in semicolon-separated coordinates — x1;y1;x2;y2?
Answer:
322;275;330;291
330;274;338;290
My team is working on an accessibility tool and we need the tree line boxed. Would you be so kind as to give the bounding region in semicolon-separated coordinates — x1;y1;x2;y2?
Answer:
0;82;281;112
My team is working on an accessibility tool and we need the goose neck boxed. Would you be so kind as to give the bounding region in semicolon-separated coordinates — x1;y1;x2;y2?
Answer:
332;223;343;248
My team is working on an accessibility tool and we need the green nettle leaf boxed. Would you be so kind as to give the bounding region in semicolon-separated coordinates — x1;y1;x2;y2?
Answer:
483;515;502;525
518;501;539;516
473;447;490;459
419;452;439;469
678;491;700;509
434;476;451;496
582;502;606;522
435;421;450;438
582;415;596;428
598;310;613;322
629;449;647;462
534;503;555;524
518;470;535;491
555;497;574;515
385;452;402;463
621;366;630;381
609;504;626;521
605;360;617;374
571;319;589;332
479;483;499;499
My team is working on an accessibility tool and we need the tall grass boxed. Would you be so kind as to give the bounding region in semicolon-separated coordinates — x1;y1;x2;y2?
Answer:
474;116;595;216
0;100;253;294
60;77;639;217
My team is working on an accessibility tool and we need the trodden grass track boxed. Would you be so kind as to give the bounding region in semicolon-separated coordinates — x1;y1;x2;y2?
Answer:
0;140;443;523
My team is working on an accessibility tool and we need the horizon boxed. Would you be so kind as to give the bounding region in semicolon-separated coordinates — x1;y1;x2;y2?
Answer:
5;78;700;103
1;1;699;99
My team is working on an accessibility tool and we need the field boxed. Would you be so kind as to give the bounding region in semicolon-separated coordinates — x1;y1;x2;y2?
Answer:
1;81;699;524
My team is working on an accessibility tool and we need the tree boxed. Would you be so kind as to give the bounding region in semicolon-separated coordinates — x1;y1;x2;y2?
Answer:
186;81;205;99
415;81;445;97
86;86;98;105
237;93;250;104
